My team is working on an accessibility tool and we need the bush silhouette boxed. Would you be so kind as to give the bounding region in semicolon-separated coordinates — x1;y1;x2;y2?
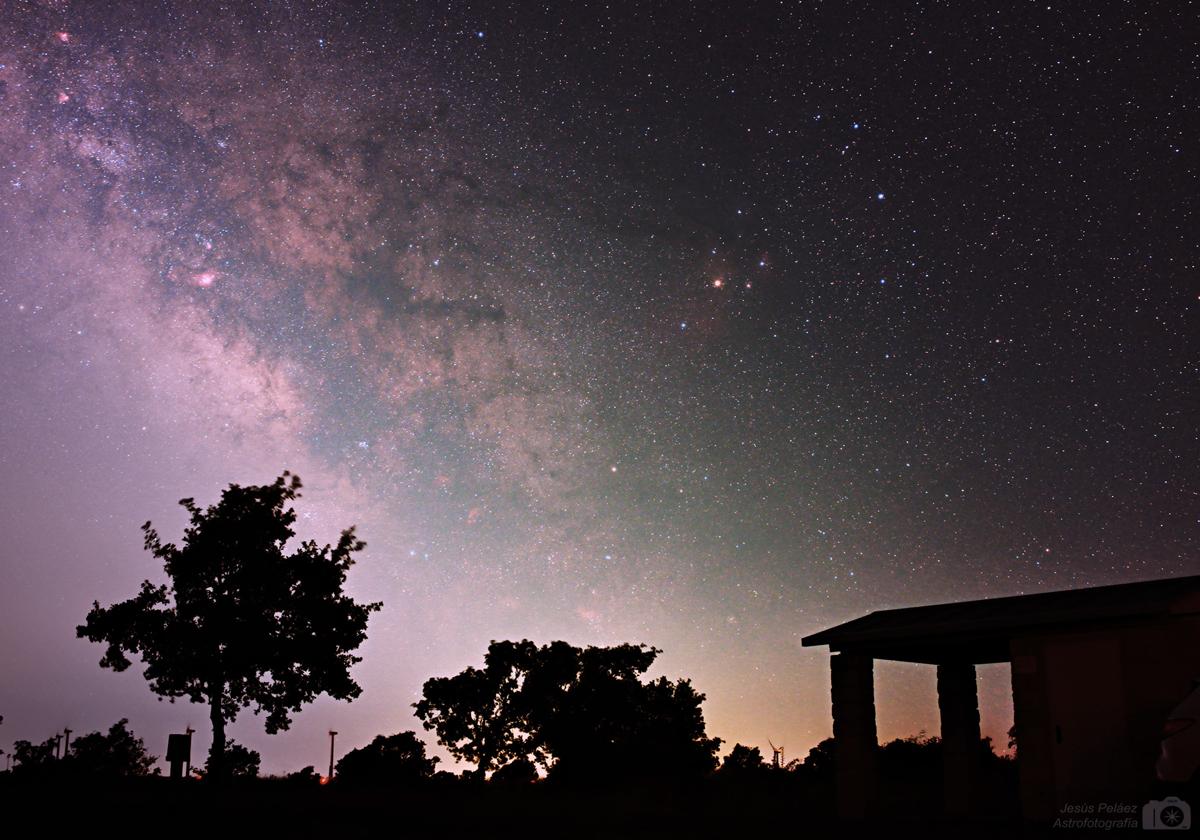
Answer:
66;718;158;777
490;757;538;785
334;731;438;785
719;743;769;777
201;740;260;779
11;719;157;779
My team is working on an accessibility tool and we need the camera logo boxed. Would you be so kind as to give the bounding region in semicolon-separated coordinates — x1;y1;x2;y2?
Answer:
1143;797;1191;830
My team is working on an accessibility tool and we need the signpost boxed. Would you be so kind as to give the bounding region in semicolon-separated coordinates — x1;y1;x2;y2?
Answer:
167;731;193;779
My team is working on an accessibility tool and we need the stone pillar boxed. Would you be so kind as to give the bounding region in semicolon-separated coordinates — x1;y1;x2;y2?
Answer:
831;652;878;819
938;662;981;816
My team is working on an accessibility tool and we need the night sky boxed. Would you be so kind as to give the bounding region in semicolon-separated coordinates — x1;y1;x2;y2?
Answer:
1;1;1196;774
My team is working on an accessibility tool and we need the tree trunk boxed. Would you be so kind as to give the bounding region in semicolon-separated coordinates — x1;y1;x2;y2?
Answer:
209;693;226;782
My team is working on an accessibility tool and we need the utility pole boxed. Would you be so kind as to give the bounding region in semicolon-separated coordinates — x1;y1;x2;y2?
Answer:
185;727;194;776
54;733;62;760
62;728;72;757
328;730;338;781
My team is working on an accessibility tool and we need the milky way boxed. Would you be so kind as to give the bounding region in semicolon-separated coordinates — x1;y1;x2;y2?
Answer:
0;1;1195;772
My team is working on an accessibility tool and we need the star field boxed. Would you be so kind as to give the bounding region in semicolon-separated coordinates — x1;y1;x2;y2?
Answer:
0;0;1195;772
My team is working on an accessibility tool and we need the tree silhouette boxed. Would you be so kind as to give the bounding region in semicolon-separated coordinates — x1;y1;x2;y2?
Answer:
285;765;323;786
201;740;260;779
413;639;540;779
540;649;721;783
10;736;59;777
719;743;768;776
801;737;836;781
415;639;721;783
67;718;158;777
490;757;538;785
76;472;381;779
334;731;438;785
11;719;157;779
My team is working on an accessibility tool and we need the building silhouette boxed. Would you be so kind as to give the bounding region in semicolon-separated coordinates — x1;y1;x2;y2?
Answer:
804;575;1200;820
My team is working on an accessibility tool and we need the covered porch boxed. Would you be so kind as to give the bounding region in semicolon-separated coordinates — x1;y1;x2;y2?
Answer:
802;575;1200;820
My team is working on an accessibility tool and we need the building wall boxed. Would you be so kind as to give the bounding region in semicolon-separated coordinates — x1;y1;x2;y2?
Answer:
1118;617;1200;795
1010;634;1056;819
1043;632;1130;799
1011;616;1200;820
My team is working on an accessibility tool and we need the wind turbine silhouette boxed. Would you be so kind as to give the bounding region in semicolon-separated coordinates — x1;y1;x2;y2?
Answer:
768;739;784;768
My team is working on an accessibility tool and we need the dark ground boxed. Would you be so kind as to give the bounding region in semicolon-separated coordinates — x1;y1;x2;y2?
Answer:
0;770;1071;839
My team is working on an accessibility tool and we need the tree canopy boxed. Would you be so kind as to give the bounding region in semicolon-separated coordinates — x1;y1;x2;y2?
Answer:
414;639;721;783
201;740;260;779
412;639;540;778
11;719;157;779
10;736;60;777
68;718;159;777
76;472;381;778
334;731;438;785
718;743;769;777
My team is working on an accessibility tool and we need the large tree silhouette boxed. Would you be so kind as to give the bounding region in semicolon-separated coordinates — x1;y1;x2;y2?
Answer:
415;639;721;782
334;731;438;785
77;472;381;778
539;645;721;783
413;639;540;779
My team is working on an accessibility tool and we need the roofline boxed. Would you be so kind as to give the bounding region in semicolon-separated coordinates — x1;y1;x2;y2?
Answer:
802;574;1200;649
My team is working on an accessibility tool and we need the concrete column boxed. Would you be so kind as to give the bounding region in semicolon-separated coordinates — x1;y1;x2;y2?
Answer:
831;652;878;819
938;662;981;816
